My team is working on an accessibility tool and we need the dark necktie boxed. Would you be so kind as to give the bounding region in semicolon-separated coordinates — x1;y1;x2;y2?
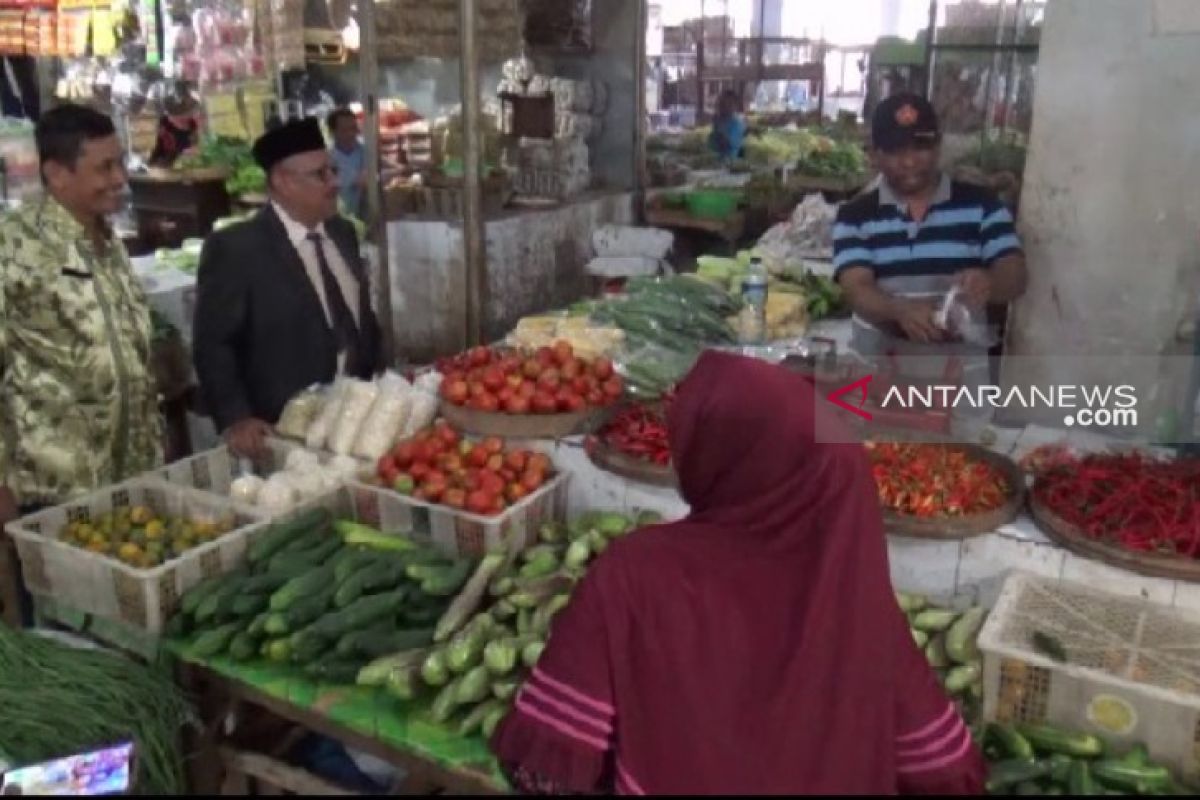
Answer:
306;231;361;375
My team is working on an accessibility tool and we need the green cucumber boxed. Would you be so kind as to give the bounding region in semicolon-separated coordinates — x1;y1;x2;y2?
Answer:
304;655;366;685
336;626;435;660
308;590;406;639
191;622;242;659
290;630;333;664
230;593;269;619
1017;723;1106;759
912;609;960;633
229;631;260;661
945;607;987;664
1091;761;1171;794
985;760;1052;793
334;560;406;608
1070;761;1101;796
268;536;343;574
333;550;383;584
247;508;331;564
944;663;982;695
270;564;335;611
987;723;1036;762
420;559;475;597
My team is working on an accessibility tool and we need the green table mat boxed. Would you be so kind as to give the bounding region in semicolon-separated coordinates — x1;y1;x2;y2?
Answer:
166;638;508;791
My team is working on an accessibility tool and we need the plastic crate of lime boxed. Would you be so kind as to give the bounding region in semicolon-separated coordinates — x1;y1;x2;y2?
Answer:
979;571;1200;782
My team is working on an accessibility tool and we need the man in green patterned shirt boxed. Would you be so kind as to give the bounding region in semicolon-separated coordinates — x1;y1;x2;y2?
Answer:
0;104;162;526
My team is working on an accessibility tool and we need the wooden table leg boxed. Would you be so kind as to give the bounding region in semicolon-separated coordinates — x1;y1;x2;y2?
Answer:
0;531;25;628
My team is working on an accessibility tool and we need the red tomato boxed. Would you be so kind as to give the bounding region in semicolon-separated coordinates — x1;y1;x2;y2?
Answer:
491;494;507;515
468;446;490;468
521;470;545;492
603;376;624;398
528;453;552;474
519;380;538;400
413;441;438;464
504;394;531;414
506;374;524;389
571;377;589;395
532;392;558;414
536;347;556;367
564;394;586;413
377;454;397;475
441;379;469;405
483;437;504;455
553;341;574;366
592;357;614;380
522;359;542;379
480;470;506;497
505;450;528;472
469;382;487;398
422;478;447;502
410;463;432;482
486;453;505;472
467;346;491;367
435;424;460;447
477;393;501;413
586;389;605;407
537;369;561;390
505;482;529;504
498;386;516;405
443;488;467;509
560;358;582;380
482;367;506;393
424;469;447;486
500;467;517;483
466;490;492;515
555;388;575;412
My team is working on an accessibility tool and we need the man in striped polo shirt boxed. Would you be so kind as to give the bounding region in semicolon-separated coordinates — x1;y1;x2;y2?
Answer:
834;93;1027;431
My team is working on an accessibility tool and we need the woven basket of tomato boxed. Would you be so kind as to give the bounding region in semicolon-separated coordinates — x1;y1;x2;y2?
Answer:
1030;451;1200;582
369;421;560;517
437;342;623;439
584;397;677;489
866;440;1024;539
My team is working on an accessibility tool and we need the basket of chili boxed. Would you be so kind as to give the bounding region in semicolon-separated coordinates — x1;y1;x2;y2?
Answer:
1029;452;1200;583
866;440;1025;540
584;400;678;489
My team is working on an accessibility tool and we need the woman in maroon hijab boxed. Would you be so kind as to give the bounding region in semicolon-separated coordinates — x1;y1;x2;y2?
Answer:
489;351;985;794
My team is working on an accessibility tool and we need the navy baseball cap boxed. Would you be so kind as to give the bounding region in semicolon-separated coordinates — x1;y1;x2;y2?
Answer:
872;92;941;152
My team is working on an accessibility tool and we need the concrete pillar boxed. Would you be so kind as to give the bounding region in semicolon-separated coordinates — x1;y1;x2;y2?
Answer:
1000;0;1200;437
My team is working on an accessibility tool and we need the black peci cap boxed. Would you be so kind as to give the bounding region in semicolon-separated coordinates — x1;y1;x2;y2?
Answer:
252;117;327;172
872;92;941;152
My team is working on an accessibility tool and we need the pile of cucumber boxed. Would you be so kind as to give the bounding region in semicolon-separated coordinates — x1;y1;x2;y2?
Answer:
984;722;1188;795
169;508;475;684
355;509;659;740
897;592;987;725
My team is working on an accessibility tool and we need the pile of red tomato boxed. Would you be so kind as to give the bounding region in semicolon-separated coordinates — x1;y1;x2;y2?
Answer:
375;422;554;517
437;342;623;415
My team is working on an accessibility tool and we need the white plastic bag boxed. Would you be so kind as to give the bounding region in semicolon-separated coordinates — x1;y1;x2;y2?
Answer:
229;474;264;505
276;386;325;440
402;391;439;437
328;454;362;479
284;448;321;474
352;373;414;461
286;468;327;500
414;371;444;396
306;380;350;451
257;473;297;514
935;287;995;347
330;380;380;456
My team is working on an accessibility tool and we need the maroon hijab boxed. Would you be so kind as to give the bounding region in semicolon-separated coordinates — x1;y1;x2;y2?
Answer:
491;351;983;794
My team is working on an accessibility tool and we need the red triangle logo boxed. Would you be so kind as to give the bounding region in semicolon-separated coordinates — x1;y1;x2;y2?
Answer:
827;375;874;420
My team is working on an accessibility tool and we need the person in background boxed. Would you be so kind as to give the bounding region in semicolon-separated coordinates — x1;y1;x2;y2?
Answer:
834;92;1026;354
708;89;747;162
489;351;985;794
0;105;162;620
327;107;366;219
149;80;201;167
192;117;382;459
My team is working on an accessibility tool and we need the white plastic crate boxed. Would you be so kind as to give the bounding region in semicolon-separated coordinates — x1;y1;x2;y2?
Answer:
340;473;569;559
157;437;356;517
979;571;1200;779
6;479;268;634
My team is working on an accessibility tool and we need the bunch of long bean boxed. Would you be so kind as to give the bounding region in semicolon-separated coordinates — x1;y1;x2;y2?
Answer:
0;626;195;794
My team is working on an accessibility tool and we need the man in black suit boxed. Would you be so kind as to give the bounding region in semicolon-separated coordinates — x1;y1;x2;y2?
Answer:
193;118;382;457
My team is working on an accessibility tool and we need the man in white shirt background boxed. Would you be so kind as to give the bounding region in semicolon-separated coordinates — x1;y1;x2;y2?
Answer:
193;118;382;458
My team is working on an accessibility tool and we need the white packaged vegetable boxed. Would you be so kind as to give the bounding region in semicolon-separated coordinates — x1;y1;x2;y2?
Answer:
257;473;297;514
352;373;413;461
414;371;443;396
306;380;350;451
229;474;265;505
328;455;362;479
330;380;380;456
276;386;325;440
284;448;321;474
402;390;439;437
286;468;327;500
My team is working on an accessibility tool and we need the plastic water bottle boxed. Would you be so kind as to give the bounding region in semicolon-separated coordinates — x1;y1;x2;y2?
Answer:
741;257;769;344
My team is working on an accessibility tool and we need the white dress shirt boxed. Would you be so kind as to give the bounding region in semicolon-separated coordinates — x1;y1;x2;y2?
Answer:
272;202;361;373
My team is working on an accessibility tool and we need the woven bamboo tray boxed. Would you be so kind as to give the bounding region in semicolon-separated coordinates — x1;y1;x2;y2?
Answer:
586;440;677;489
1029;491;1200;583
439;401;600;440
879;442;1025;540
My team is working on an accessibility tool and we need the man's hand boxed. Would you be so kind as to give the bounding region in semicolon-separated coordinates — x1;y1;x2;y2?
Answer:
891;297;945;344
0;487;18;525
955;268;992;309
224;418;273;459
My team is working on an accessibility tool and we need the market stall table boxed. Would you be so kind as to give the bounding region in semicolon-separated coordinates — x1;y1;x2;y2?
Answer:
171;642;507;794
